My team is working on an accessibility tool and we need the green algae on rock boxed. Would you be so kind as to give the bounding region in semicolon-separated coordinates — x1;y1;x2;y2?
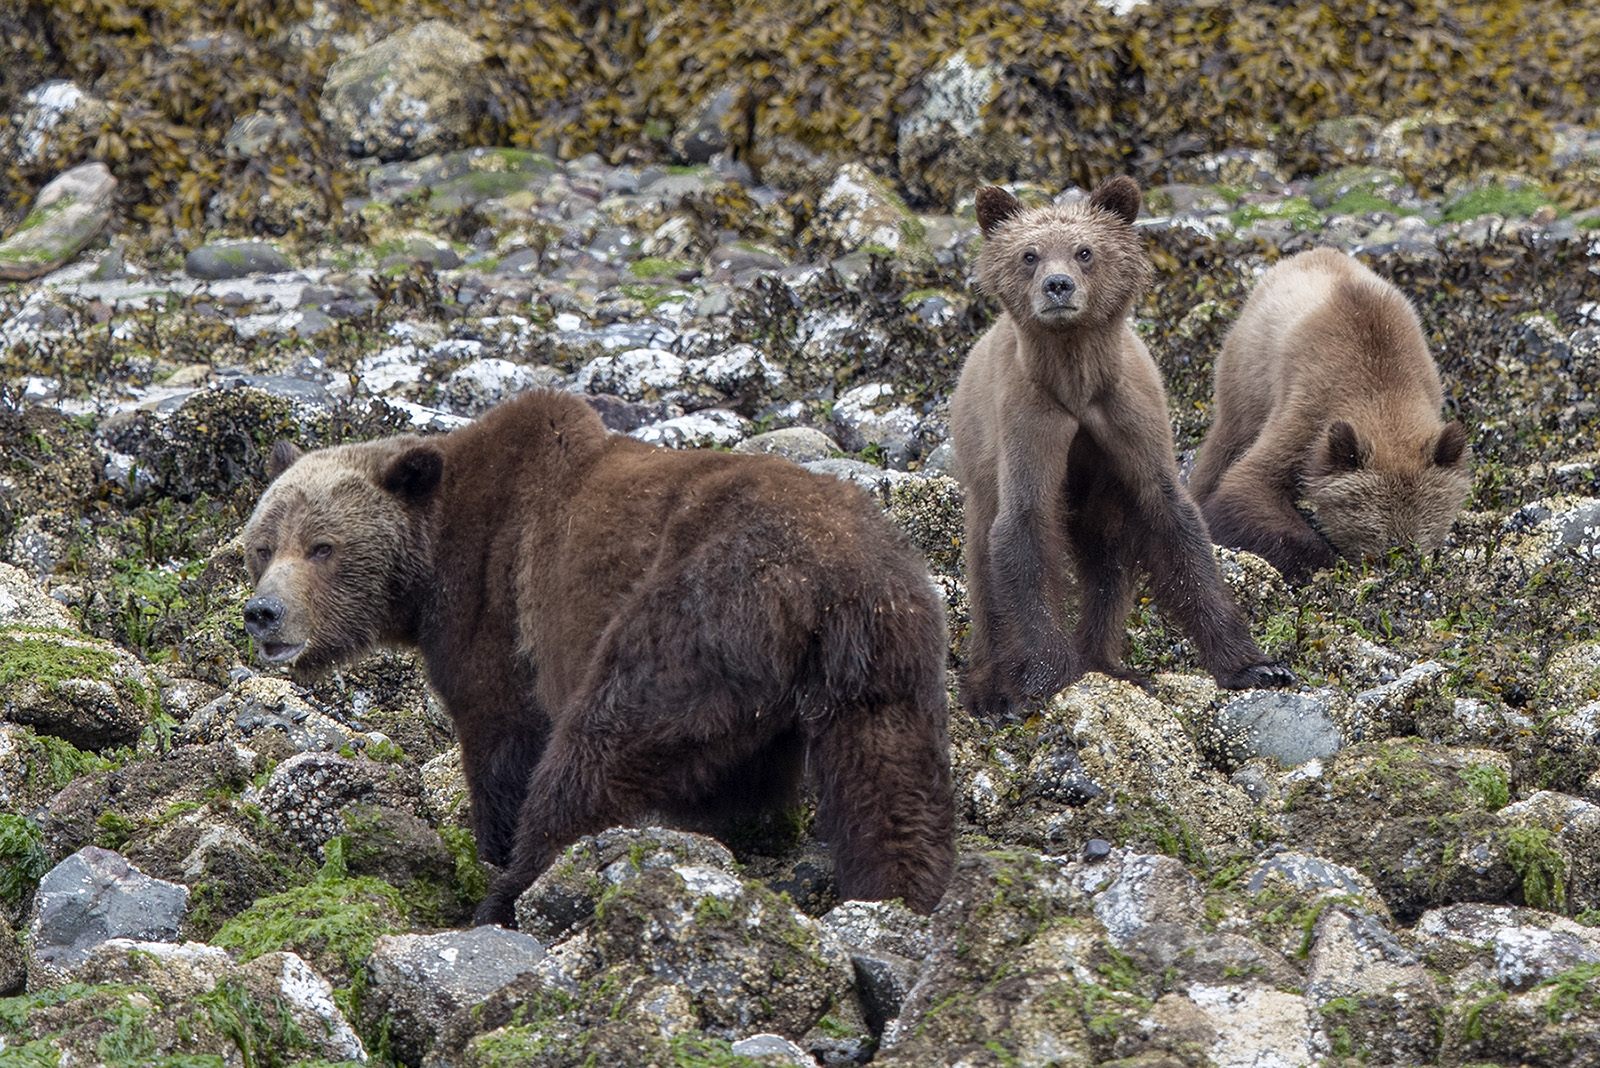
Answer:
0;162;116;281
0;627;158;750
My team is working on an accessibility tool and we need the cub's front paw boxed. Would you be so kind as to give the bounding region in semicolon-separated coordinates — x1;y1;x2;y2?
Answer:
961;679;1021;724
1010;637;1076;705
1215;661;1297;690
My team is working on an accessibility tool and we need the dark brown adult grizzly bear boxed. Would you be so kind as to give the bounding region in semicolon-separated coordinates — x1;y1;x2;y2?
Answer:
1188;247;1472;579
950;177;1293;722
240;390;955;924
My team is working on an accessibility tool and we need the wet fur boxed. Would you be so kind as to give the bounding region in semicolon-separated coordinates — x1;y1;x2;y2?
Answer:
950;178;1291;723
242;391;955;924
1189;247;1472;579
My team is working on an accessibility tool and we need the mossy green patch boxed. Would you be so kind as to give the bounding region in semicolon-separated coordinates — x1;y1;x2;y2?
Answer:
668;1034;777;1067
1501;825;1567;912
0;1037;64;1067
1463;763;1510;811
0;814;48;905
211;843;408;985
1539;960;1600;1021
193;977;316;1068
1117;802;1209;868
1229;196;1324;233
9;199;67;236
1441;184;1557;223
629;257;693;280
95;810;139;851
0;633;122;690
20;729;114;791
617;282;686;310
465;1023;595;1065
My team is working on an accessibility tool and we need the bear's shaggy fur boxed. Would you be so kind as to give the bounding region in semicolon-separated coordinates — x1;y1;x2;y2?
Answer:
241;391;955;924
950;177;1292;722
1188;247;1472;579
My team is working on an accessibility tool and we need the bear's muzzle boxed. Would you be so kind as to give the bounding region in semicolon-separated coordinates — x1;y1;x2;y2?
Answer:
243;594;305;662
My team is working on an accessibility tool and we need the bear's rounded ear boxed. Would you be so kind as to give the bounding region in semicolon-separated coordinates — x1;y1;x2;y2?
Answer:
975;186;1024;237
1088;175;1141;226
267;441;304;481
382;443;444;503
1325;420;1368;472
1434;421;1468;467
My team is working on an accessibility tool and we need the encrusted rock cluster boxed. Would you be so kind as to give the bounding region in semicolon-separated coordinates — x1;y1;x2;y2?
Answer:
4;2;1600;1065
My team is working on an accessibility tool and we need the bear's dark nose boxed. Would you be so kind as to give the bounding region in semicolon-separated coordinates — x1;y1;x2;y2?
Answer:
243;596;286;639
1042;274;1076;303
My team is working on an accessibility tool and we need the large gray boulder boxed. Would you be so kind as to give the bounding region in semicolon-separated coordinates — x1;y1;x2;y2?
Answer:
27;846;188;987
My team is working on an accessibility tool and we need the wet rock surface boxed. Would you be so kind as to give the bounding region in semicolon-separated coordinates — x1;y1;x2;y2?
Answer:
3;1;1600;1064
362;926;551;1068
26;846;188;986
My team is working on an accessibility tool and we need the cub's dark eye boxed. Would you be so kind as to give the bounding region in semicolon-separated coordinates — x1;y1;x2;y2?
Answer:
1077;247;1093;263
255;547;272;565
1022;251;1037;266
309;543;334;560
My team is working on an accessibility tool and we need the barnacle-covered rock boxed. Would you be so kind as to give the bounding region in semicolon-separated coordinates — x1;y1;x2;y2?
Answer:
809;163;927;260
897;52;1019;211
319;20;489;162
0;81;109;173
0;626;157;750
12;939;367;1064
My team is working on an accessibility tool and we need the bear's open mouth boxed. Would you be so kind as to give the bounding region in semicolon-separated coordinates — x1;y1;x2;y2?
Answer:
259;641;306;662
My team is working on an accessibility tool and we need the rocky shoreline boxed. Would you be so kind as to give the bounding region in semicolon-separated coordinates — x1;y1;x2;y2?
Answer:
6;2;1600;1066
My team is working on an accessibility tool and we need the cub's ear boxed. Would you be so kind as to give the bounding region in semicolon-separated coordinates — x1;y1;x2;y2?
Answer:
975;186;1024;237
1088;175;1141;226
382;443;444;503
1325;420;1368;472
1434;421;1468;467
267;441;304;481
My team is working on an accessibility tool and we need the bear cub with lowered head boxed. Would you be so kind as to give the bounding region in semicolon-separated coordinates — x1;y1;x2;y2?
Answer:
1188;247;1471;579
241;390;955;924
951;177;1292;722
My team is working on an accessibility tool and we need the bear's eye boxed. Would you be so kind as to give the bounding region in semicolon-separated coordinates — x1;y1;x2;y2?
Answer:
309;543;334;560
1022;251;1037;266
1077;247;1093;264
255;547;272;565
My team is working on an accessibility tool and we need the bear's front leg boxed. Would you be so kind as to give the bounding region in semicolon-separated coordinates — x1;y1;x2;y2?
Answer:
458;724;549;869
1199;427;1340;581
987;506;1076;702
963;411;1081;719
471;715;632;926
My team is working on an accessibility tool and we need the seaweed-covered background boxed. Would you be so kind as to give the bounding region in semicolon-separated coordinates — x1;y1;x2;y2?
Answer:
5;0;1600;237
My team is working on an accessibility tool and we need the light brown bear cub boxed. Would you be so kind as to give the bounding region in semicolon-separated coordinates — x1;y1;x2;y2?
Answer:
1189;247;1471;579
950;177;1293;722
241;390;955;925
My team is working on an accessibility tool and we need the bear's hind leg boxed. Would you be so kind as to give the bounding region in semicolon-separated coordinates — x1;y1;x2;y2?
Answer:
473;679;792;927
1063;441;1142;684
811;700;955;915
